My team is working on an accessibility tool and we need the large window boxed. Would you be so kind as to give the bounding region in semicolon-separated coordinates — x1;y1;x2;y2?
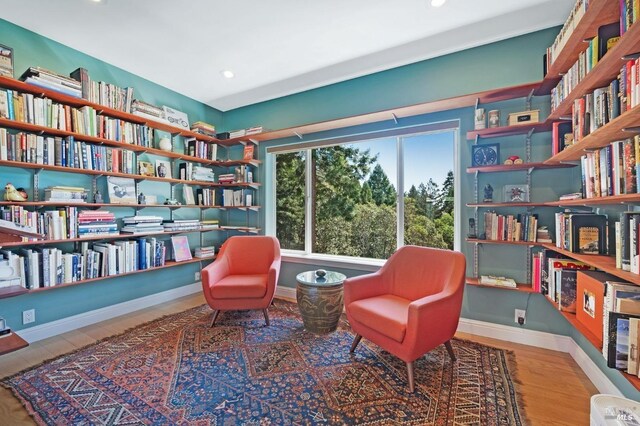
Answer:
273;125;456;260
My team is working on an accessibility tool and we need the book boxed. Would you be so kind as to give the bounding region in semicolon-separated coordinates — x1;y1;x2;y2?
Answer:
577;271;618;344
479;275;516;288
243;144;254;160
629;318;640;375
171;236;192;262
607;312;640;370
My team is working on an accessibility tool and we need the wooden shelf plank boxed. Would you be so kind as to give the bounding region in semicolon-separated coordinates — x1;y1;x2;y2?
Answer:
0;201;261;210
466;238;542;247
0;286;29;299
466;202;550;208
28;257;211;293
536;0;619;95
547;22;640;119
466;277;536;293
0;332;29;355
0;160;260;189
466;120;555;140
547;194;640;206
540;243;640;286
0;76;245;146
546;104;640;163
466;162;576;173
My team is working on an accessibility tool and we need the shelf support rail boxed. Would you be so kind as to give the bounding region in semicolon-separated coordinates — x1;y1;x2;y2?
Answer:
525;89;535;111
32;168;43;202
473;242;479;278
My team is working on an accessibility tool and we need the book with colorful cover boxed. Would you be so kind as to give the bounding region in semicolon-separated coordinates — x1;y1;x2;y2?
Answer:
171;236;192;262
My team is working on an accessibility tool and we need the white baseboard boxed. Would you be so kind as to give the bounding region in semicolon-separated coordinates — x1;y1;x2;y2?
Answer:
19;282;201;343
457;318;622;396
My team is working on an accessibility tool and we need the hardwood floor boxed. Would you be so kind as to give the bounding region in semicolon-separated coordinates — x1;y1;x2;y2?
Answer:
0;293;597;425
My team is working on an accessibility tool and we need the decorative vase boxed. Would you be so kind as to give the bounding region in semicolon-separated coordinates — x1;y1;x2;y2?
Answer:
158;137;172;152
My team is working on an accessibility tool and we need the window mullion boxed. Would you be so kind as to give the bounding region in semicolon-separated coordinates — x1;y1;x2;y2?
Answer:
304;149;313;255
396;136;404;250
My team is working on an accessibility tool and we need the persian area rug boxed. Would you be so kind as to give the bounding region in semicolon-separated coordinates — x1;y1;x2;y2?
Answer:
2;301;527;425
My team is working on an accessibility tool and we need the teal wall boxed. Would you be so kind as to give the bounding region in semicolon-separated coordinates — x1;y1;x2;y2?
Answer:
1;18;637;399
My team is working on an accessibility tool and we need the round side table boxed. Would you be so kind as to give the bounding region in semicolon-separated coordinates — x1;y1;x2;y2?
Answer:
296;270;347;333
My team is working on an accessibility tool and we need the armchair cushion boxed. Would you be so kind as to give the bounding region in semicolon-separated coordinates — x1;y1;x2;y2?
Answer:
348;294;411;343
210;274;268;299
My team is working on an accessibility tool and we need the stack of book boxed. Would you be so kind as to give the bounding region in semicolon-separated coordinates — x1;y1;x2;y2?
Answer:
163;219;201;232
192;166;215;182
70;68;134;113
229;129;246;138
195;246;216;258
536;226;553;243
195;188;216;206
479;275;517;288
121;216;164;234
544;0;588;71
246;126;263;136
190;121;216;137
200;219;220;230
218;173;235;184
131;99;167;123
44;186;87;203
482;211;538;242
77;210;118;238
20;67;82;98
185;138;217;160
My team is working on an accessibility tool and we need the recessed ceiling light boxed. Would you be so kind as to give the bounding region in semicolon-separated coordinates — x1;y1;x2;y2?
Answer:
431;0;446;7
91;0;102;2
221;70;235;79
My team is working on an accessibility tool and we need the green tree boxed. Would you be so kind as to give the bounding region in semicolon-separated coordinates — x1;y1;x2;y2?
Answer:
434;212;454;249
436;170;454;217
275;152;306;250
407;184;419;200
351;203;397;259
360;181;373;204
367;164;397;206
403;197;448;249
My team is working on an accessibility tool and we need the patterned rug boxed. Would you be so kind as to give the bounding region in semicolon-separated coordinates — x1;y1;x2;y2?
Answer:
2;301;527;425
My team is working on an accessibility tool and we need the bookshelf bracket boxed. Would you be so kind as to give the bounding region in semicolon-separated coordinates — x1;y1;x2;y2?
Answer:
473;242;479;277
622;52;640;61
525;129;533;162
525;89;534;111
474;98;479;110
391;113;399;124
622;127;640;133
293;131;303;140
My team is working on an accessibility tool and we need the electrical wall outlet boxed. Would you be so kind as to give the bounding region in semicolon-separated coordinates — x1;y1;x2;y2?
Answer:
194;271;201;282
515;309;526;325
23;309;35;325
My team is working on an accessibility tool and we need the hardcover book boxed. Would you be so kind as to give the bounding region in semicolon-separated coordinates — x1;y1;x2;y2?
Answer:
607;312;640;370
576;271;618;345
570;214;607;255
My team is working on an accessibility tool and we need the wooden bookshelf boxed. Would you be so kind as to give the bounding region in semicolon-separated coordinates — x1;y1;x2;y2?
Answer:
547;22;640;119
0;76;245;146
0;201;261;210
0;118;262;168
28;257;210;293
545;104;640;163
466;162;576;174
466;238;542;247
466;119;555;140
466;202;550;208
547;194;640;206
0;159;260;189
535;0;619;95
542;296;640;391
0;286;29;299
466;277;536;293
540;243;640;287
0;332;28;355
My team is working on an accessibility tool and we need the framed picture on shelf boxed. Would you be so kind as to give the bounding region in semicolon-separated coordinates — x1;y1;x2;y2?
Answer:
171;236;192;262
138;161;155;177
155;160;172;179
106;176;136;204
182;186;195;205
503;184;529;202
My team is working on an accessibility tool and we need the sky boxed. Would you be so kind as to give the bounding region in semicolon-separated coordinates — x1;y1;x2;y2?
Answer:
349;130;455;191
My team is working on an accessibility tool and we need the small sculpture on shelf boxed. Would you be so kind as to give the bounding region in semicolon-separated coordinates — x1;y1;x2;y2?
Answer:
94;190;103;204
164;198;181;206
467;218;477;239
504;155;524;165
483;184;493;203
4;183;28;202
158;136;172;152
137;192;146;205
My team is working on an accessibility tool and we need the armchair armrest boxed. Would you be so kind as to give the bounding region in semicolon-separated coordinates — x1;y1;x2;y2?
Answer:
268;257;281;286
405;289;463;346
201;255;230;288
343;271;386;305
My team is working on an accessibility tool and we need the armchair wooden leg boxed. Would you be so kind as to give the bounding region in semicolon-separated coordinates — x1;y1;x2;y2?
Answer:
444;340;456;361
406;361;415;393
210;310;221;327
262;309;270;326
350;334;362;353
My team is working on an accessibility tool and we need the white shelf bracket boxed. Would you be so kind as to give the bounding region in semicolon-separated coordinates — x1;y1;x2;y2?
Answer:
391;113;399;124
525;89;535;111
293;131;303;140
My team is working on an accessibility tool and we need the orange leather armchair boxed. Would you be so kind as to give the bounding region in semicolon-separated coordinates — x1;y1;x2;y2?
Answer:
201;236;281;326
344;245;466;392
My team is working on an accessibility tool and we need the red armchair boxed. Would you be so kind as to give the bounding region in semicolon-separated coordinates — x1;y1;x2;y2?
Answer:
201;236;281;326
344;245;466;392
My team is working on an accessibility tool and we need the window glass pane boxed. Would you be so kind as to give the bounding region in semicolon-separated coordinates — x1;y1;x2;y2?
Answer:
275;151;306;250
312;138;397;259
402;131;455;250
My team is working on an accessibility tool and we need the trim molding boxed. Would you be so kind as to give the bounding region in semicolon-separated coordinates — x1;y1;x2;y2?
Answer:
19;283;201;343
457;318;622;396
275;286;297;301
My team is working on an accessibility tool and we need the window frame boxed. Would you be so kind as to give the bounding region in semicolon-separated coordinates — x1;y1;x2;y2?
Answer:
266;120;461;268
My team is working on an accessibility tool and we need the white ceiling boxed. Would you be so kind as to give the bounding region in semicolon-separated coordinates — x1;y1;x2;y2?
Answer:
3;0;573;111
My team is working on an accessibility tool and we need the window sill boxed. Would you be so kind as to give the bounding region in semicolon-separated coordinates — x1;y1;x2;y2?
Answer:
281;251;384;272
